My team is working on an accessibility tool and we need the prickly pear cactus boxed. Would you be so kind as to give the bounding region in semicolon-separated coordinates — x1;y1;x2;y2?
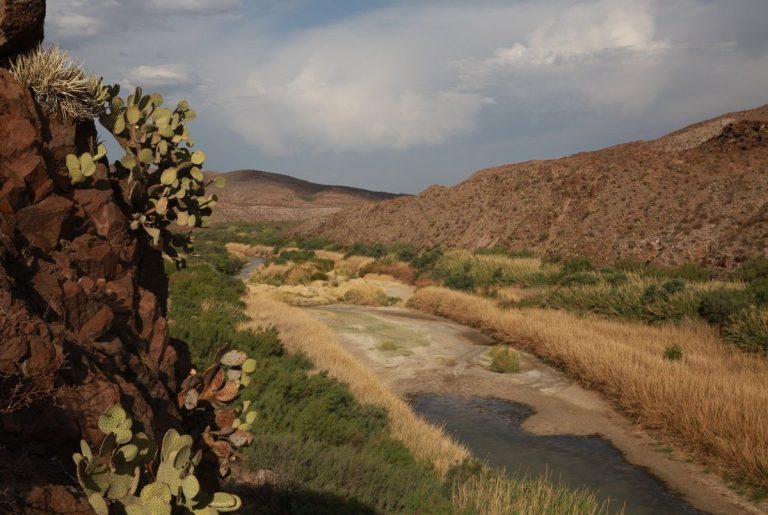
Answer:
178;348;257;476
64;84;225;267
73;405;242;514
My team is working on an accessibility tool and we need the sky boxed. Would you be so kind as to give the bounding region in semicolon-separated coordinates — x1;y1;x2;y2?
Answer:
47;0;768;194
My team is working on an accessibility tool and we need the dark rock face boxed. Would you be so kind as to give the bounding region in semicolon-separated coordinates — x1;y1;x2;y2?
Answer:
0;66;188;512
0;0;45;61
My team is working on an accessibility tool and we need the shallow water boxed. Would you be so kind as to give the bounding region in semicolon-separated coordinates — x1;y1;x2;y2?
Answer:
237;256;265;280
410;394;705;515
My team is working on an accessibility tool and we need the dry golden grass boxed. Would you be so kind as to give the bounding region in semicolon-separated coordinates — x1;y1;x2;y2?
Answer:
315;249;346;262
451;470;611;515
494;286;549;304
361;260;417;284
253;262;292;282
241;288;470;476
224;242;274;258
408;287;768;489
341;283;391;306
335;255;375;277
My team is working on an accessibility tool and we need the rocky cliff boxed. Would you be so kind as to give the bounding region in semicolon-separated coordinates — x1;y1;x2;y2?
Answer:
0;5;188;512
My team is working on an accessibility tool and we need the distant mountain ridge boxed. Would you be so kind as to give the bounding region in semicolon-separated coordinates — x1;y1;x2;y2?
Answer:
205;169;405;223
298;105;768;269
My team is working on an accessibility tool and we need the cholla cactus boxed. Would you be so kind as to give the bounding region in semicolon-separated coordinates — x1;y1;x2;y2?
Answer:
10;45;108;120
73;405;242;515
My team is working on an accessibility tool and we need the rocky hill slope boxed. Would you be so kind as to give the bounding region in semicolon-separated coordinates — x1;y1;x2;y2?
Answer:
206;169;403;223
301;106;768;268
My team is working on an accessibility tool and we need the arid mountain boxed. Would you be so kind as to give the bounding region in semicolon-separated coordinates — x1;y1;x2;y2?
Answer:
300;105;768;268
206;170;404;223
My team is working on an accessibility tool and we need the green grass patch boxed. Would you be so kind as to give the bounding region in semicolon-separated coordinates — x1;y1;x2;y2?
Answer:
488;345;520;373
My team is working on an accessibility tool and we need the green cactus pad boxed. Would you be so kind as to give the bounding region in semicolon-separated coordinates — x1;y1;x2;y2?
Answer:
113;114;126;134
190;150;206;165
156;459;183;493
98;405;128;434
140;482;172;515
241;358;257;374
181;474;200;500
88;493;109;515
160;167;177;185
210;492;242;511
126;106;141;124
106;469;137;500
119;443;139;462
65;153;80;173
220;350;247;367
173;446;192;469
138;148;154;164
79;439;93;460
94;143;108;161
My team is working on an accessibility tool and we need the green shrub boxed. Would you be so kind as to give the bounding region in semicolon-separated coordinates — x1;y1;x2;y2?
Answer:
557;272;599;287
662;279;686;294
733;256;768;283
663;344;683;361
562;257;595;274
697;289;752;326
299;237;332;251
410;247;444;273
310;272;329;282
604;271;628;286
723;307;768;354
542;275;700;323
747;277;768;305
274;249;316;264
475;246;510;256
488;345;520;373
391;242;418;263
667;263;712;282
345;242;387;259
443;265;475;291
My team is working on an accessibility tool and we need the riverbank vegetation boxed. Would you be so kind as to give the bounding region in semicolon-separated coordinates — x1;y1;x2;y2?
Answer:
407;286;768;494
188;222;768;497
166;224;610;513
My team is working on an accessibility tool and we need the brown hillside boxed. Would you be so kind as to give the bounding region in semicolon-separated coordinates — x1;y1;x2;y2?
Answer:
206;169;403;223
300;105;768;269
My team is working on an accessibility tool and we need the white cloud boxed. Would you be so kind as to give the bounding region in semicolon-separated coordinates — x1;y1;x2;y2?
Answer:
450;0;672;113
144;0;240;13
127;65;196;87
220;61;491;155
